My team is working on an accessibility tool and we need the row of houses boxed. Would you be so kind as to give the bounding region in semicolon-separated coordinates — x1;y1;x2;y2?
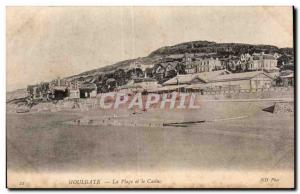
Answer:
27;76;98;100
129;52;280;75
183;52;279;74
27;51;291;100
28;68;293;100
118;69;294;94
122;52;280;87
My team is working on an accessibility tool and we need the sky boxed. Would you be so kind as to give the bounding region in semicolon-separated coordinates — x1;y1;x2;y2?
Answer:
6;6;293;91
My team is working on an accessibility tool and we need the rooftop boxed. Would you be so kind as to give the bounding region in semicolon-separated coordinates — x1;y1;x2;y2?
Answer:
163;70;231;85
211;71;273;82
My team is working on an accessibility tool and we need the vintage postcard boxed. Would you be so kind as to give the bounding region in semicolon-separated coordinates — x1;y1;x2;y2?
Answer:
6;6;294;188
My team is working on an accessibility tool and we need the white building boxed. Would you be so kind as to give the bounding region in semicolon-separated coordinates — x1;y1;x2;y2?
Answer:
249;52;278;71
185;57;222;74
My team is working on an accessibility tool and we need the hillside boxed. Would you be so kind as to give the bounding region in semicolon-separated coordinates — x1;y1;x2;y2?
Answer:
68;40;293;79
7;40;294;102
149;41;293;57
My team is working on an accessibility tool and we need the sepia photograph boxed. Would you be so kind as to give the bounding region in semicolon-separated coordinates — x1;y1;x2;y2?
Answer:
6;6;295;189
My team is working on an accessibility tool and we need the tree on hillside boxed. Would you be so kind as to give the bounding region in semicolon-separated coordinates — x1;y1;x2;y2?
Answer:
175;62;186;74
277;55;292;68
113;69;126;86
106;78;117;91
126;68;144;80
152;64;166;84
145;68;153;78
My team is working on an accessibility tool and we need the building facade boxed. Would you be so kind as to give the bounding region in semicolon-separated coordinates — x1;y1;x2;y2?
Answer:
248;53;278;71
209;71;274;90
185;57;222;74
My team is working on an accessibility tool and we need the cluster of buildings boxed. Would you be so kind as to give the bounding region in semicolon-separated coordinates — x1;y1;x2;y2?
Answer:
159;70;274;93
118;69;277;94
27;76;98;100
27;52;293;101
